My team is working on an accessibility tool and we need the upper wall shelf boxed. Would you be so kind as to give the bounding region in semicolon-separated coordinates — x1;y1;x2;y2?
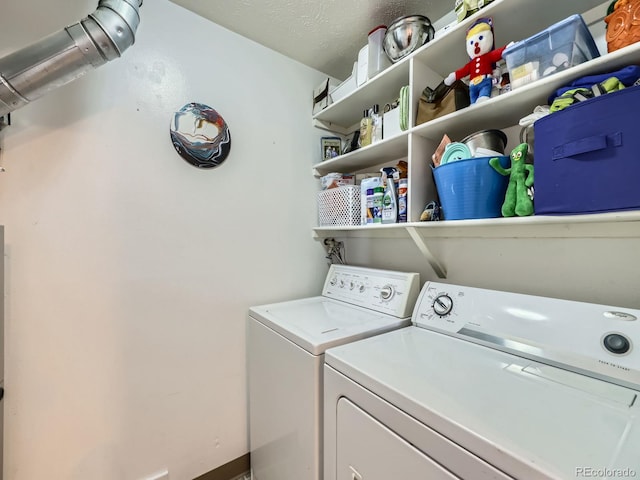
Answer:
312;40;640;176
311;0;609;131
312;132;408;176
412;42;640;142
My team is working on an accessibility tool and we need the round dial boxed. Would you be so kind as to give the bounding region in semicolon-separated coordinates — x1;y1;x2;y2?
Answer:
329;277;337;286
432;294;453;317
380;285;395;301
603;333;631;355
359;284;366;293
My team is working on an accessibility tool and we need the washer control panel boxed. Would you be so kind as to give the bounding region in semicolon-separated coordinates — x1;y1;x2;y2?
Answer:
413;282;640;390
322;265;420;318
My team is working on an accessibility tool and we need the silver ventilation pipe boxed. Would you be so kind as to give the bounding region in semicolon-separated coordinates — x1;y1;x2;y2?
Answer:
0;0;142;118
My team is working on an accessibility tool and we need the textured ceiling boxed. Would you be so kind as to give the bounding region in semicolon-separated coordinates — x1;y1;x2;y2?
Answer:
169;0;454;80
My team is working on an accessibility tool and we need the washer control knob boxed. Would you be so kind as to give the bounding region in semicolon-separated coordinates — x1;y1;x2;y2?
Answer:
433;294;453;317
329;277;337;286
603;333;631;355
359;284;366;293
380;285;394;301
350;282;355;290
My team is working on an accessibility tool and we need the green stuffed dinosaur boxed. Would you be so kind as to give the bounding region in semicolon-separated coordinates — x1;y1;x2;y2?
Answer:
489;143;534;217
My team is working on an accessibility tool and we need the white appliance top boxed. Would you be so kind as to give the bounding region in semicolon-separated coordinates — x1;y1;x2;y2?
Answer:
325;282;640;478
414;282;640;390
325;327;640;479
249;265;420;355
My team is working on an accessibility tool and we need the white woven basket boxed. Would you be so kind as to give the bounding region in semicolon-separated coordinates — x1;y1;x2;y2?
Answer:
317;185;361;226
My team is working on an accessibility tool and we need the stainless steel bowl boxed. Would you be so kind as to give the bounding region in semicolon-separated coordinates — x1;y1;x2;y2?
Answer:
461;129;508;156
383;15;435;63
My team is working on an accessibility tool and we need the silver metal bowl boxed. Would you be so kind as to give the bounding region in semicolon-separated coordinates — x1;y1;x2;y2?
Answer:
383;15;435;63
461;129;508;156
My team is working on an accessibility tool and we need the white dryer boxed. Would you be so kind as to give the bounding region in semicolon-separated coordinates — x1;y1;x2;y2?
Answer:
324;282;640;480
248;265;420;480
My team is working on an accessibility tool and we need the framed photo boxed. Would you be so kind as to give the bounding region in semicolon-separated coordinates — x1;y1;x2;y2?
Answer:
321;136;342;161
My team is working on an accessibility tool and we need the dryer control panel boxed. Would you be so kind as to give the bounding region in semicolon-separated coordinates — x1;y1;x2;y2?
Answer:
322;265;420;318
413;281;640;391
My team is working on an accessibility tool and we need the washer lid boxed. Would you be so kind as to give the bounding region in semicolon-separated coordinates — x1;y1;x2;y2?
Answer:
249;297;410;355
325;327;640;479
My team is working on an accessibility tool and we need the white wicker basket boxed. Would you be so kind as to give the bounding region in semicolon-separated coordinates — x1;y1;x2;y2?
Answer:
317;185;361;226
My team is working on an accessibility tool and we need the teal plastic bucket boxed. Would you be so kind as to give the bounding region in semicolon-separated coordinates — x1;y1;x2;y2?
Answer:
433;156;509;220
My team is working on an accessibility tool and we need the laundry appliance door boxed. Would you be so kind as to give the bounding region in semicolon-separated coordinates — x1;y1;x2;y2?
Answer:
325;327;640;479
337;398;460;480
0;226;4;480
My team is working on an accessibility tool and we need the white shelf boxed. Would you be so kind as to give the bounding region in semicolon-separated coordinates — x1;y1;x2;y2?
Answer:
314;212;640;279
311;0;608;131
410;0;608;78
309;0;639;278
312;58;410;129
412;41;640;142
314;211;640;239
313;132;408;176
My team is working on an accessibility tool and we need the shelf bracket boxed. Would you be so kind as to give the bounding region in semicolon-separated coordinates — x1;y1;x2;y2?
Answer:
406;226;447;279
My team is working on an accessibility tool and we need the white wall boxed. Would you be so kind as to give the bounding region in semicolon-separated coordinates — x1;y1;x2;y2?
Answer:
344;235;640;309
1;1;638;479
0;1;328;479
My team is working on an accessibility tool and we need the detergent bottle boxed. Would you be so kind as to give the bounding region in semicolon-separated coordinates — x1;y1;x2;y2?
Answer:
381;167;398;224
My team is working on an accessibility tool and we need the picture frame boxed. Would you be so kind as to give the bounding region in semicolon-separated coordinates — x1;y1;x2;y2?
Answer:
321;136;342;161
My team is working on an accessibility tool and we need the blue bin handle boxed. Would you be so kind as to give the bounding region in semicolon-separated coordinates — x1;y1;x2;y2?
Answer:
552;132;622;160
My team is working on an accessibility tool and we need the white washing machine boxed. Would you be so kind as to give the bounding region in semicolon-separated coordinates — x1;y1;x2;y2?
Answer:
324;281;640;480
248;264;420;480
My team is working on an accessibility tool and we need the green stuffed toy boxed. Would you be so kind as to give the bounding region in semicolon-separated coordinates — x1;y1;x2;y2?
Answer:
489;143;534;217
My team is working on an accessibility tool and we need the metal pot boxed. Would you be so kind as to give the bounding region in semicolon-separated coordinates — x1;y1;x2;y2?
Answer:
383;15;435;63
461;129;507;156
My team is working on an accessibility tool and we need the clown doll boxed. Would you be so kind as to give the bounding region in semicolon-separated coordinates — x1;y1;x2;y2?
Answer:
444;18;510;104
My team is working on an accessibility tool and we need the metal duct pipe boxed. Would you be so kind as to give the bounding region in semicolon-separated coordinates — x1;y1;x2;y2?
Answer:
0;0;142;117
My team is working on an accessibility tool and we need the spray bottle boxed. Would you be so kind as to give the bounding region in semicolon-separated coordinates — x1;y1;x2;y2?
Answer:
381;167;398;224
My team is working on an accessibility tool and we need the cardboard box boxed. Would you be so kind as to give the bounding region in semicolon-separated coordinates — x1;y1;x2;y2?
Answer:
313;78;339;115
534;86;640;215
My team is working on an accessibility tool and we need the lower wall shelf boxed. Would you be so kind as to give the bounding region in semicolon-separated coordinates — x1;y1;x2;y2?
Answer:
313;211;640;278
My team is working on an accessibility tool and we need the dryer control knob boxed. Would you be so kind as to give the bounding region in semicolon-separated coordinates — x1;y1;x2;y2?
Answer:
380;285;395;301
433;294;453;317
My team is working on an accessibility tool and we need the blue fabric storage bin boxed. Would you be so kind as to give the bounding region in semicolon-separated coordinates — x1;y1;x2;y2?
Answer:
534;85;640;215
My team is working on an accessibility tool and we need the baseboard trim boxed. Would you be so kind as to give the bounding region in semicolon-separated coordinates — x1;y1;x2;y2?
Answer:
193;453;250;480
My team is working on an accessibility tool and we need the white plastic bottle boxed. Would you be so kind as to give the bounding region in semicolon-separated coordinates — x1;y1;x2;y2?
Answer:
397;178;408;223
381;170;398;224
368;25;390;79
